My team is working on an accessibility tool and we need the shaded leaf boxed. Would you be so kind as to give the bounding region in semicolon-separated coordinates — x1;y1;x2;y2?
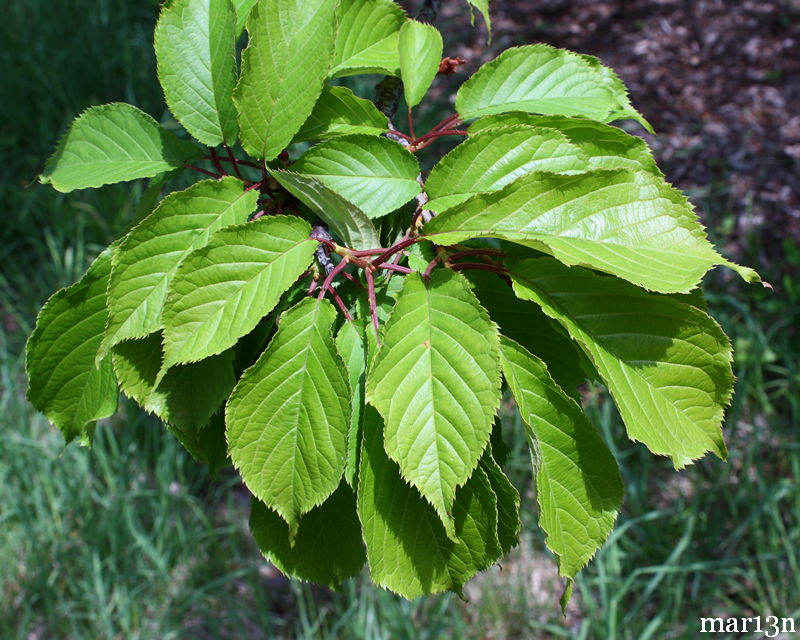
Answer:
26;249;118;441
292;85;389;142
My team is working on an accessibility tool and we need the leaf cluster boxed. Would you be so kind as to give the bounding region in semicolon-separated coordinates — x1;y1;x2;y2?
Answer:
26;0;759;604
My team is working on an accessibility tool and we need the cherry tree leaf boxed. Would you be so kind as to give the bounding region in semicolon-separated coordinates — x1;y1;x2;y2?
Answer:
509;257;735;468
154;0;239;146
366;270;501;537
291;135;420;218
234;0;337;159
112;332;235;432
468;113;661;175
456;45;652;130
330;0;405;78
26;249;118;442
336;319;369;487
292;85;389;142
270;170;380;250
500;335;622;579
250;483;366;588
424;169;759;293
40;103;199;193
226;298;350;540
232;0;258;34
425;125;589;211
398;20;443;108
100;177;257;361
162;215;316;371
357;406;502;598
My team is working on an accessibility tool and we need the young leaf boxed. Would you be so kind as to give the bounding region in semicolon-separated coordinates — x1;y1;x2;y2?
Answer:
162;215;316;371
469;114;661;175
154;0;239;146
500;336;622;579
234;0;337;159
292;85;389;143
357;407;502;598
424;169;759;293
455;45;649;127
226;298;350;540
425;125;589;211
291;135;420;218
269;170;380;250
100;177;258;360
366;270;501;537
26;249;118;442
336;319;369;488
508;257;735;468
112;332;235;432
330;0;405;78
249;483;366;588
464;270;587;393
398;20;443;109
40;103;199;193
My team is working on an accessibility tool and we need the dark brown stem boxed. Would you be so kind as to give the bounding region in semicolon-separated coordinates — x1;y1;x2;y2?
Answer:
407;108;416;140
328;286;354;321
184;164;222;180
366;268;380;341
449;262;509;275
428;113;461;134
317;257;349;300
209;148;226;176
447;248;505;262
378;262;413;274
414;129;469;145
371;236;421;267
422;256;440;280
224;144;244;179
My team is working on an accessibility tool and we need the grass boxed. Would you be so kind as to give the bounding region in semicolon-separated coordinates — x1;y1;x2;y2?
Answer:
2;0;798;637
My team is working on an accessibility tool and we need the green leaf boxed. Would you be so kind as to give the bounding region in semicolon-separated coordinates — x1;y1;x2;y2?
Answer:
292;85;389;142
500;335;622;578
455;45;649;127
424;169;759;293
508;257;735;468
226;298;350;539
357;406;502;598
170;410;231;476
112;332;235;431
40;103;199;193
469;114;661;175
162;215;316;371
464;270;586;393
154;0;239;146
270;170;380;250
463;0;491;37
26;249;118;441
398;20;443;108
232;0;258;35
291;135;420;218
250;482;366;588
479;446;520;555
425;125;589;211
366;270;501;537
330;0;405;78
336;319;368;487
100;177;257;360
578;53;654;133
234;0;337;159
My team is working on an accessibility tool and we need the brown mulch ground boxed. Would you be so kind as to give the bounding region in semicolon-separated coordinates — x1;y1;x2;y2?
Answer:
436;0;800;276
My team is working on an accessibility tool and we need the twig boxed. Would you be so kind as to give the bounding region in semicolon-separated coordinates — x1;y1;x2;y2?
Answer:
183;164;222;180
365;268;380;342
371;236;421;267
377;262;413;274
224;144;244;179
449;262;508;275
317;257;350;301
209;148;226;176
